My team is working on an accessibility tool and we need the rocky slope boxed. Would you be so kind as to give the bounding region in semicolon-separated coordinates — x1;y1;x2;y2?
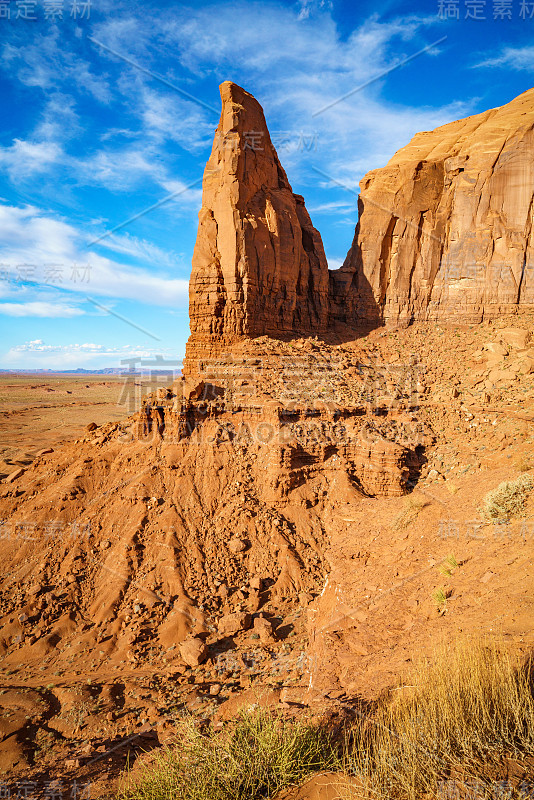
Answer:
0;313;533;792
338;87;534;326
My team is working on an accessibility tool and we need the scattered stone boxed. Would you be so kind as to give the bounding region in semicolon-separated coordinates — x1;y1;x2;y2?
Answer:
228;538;246;554
217;612;252;638
279;686;307;706
485;342;508;357
5;468;24;483
253;615;274;644
179;637;207;667
499;328;530;349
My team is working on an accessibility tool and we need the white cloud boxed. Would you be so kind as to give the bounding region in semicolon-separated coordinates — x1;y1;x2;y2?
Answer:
2;32;111;101
297;0;333;21
150;4;472;185
2;340;176;370
139;86;213;151
1;32;208;192
475;46;534;71
0;139;62;181
93;232;184;268
325;257;344;270
308;200;355;214
34;93;81;142
0;116;205;202
0;301;84;317
0;203;189;308
1;4;468;202
77;147;158;190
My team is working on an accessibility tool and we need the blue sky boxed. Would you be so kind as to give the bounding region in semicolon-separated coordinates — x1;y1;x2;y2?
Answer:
0;0;533;369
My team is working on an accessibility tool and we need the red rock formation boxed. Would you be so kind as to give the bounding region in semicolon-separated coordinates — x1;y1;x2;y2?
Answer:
185;82;330;374
338;87;534;326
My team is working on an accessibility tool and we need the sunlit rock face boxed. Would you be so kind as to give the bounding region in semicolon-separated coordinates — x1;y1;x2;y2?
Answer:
338;87;534;327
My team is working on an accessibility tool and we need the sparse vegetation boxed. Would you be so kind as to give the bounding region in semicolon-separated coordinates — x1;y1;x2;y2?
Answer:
348;639;534;800
438;554;458;577
480;474;533;522
119;710;340;800
431;586;447;610
514;455;533;472
122;641;534;800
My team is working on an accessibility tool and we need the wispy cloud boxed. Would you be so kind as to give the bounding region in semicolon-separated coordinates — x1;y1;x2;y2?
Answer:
308;200;356;214
149;5;471;185
0;139;62;181
0;301;84;317
0;204;189;308
2;340;173;369
475;45;534;71
3;31;111;101
93;232;185;268
297;0;333;21
0;3;471;207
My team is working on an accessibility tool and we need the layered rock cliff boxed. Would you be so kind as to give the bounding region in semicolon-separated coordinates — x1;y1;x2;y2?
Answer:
185;82;330;373
339;88;534;326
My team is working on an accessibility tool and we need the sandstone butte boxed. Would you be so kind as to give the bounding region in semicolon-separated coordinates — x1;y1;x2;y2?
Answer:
185;81;330;373
187;82;534;378
338;86;534;326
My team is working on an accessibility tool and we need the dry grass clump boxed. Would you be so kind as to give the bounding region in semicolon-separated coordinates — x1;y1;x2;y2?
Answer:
514;455;532;473
431;586;448;611
393;493;429;530
348;639;534;800
118;710;340;800
480;474;533;522
438;554;458;577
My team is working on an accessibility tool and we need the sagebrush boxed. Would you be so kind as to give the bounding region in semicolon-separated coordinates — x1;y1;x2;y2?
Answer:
119;710;340;800
480;474;533;521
